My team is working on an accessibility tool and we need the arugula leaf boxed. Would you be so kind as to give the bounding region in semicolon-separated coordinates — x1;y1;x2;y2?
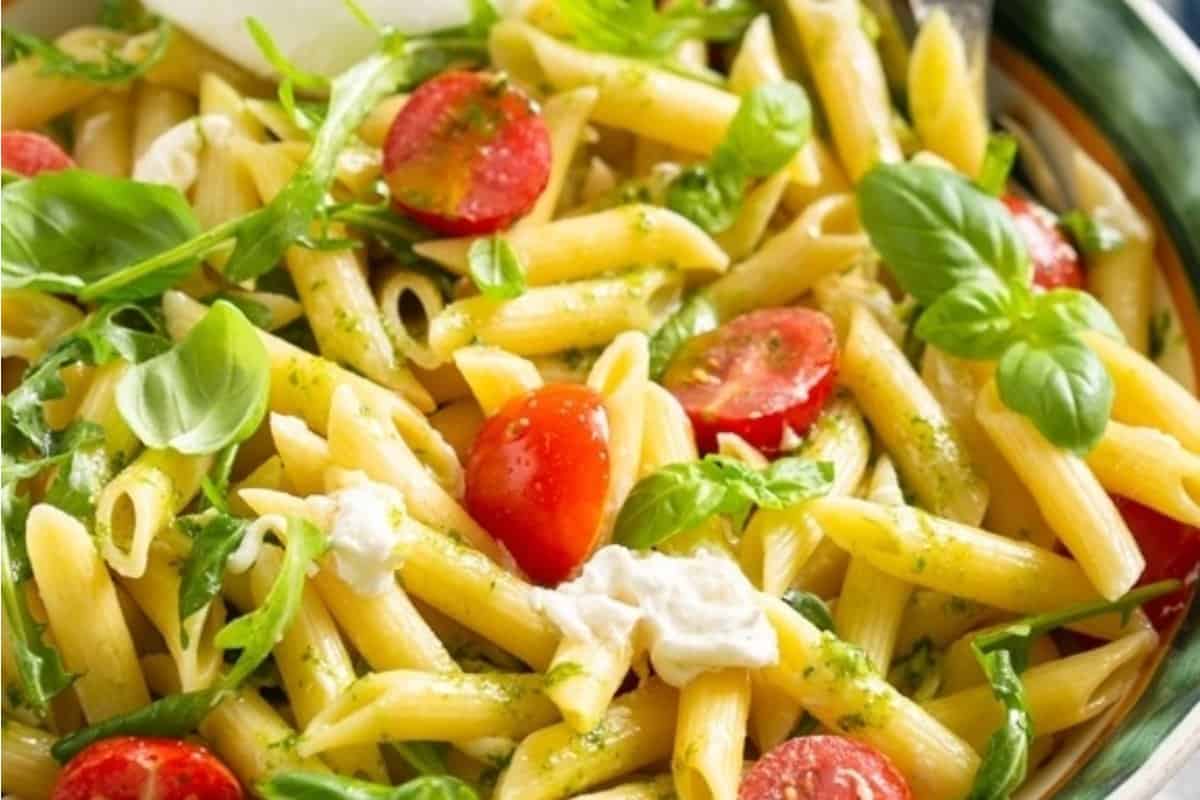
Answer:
259;773;479;800
199;443;241;512
559;0;755;60
857;163;1031;304
888;638;941;701
325;200;431;263
50;687;223;763
116;301;270;455
995;338;1112;454
467;236;526;299
44;445;110;520
648;292;720;378
177;513;248;638
2;170;201;301
614;455;832;549
99;0;156;32
1;21;169;85
246;17;331;137
965;647;1032;800
215;517;328;687
782;590;835;633
915;276;1024;360
975;133;1018;197
1059;210;1126;254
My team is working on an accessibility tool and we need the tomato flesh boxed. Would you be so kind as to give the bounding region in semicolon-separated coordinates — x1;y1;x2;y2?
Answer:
465;384;610;585
2;131;74;176
740;736;912;800
1112;495;1200;629
663;308;838;454
383;70;551;236
52;736;242;800
1003;194;1084;290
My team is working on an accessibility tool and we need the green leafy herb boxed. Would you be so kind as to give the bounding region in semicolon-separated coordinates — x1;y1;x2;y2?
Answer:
614;455;832;549
176;513;248;640
467;236;526;299
259;773;479;800
888;638;941;701
2;170;201;301
116;301;270;455
246;17;330;137
99;0;156;32
975;133;1017;197
648;293;719;378
2;21;169;85
51;687;222;763
199;443;241;512
857;162;1121;453
666;81;811;234
1059;210;1126;254
43;445;110;520
559;0;755;60
782;590;835;633
394;742;452;776
325;200;431;263
215;517;328;687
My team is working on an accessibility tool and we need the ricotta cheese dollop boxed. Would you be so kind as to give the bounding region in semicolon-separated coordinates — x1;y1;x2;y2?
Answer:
132;115;234;193
533;545;778;687
322;481;407;596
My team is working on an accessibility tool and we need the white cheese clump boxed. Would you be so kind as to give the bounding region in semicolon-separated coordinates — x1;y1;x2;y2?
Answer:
323;481;407;596
132;115;233;193
533;545;778;687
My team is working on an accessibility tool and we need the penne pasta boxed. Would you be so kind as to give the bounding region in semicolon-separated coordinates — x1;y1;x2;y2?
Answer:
1086;421;1200;526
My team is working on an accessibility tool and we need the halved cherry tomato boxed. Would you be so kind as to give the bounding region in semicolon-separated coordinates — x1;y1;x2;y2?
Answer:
739;736;912;800
1002;194;1085;290
52;737;242;800
2;131;75;176
465;384;610;584
663;308;838;454
1112;495;1200;630
383;70;551;236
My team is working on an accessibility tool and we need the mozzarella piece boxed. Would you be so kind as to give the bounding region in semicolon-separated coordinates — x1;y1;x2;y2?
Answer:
133;115;233;193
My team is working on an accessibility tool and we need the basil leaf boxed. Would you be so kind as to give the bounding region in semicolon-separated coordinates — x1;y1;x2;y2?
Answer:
394;742;451;776
1;22;169;85
259;773;479;800
177;513;248;637
782;590;835;633
648;292;720;378
75;302;172;364
613;462;730;549
215;517;328;687
559;0;754;59
51;687;224;763
1028;289;1123;342
722;81;812;178
2;170;201;301
760;458;835;506
965;647;1032;800
857;163;1032;304
915;276;1025;359
665;165;742;235
1059;210;1126;254
995;337;1113;454
975;133;1018;197
116;301;270;455
467;236;526;299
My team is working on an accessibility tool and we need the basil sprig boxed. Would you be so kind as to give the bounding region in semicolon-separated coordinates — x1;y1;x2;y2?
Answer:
467;236;526;299
666;81;811;235
965;579;1179;800
614;454;833;549
559;0;755;61
259;773;479;800
858;163;1121;454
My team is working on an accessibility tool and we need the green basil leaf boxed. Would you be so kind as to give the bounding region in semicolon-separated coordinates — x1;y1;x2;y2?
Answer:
1028;289;1123;342
2;170;202;301
648;292;720;378
1059;210;1126;254
99;0;157;32
467;236;526;299
50;687;224;763
915;276;1025;359
760;458;834;507
665;164;743;235
394;742;451;776
975;133;1018;197
1;21;169;85
995;337;1113;454
965;647;1032;800
215;517;328;688
559;0;754;59
857;163;1032;304
613;462;730;549
259;773;479;800
782;590;835;633
116;301;270;455
177;513;248;637
721;81;812;178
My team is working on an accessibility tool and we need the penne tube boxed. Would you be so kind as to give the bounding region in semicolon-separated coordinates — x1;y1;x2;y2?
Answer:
202;688;330;784
544;634;634;734
454;346;544;417
1;289;86;364
357;93;408;147
573;776;677;800
940;627;1060;696
270;413;332;496
1;27;127;130
73;91;134;177
589;332;650;546
715;171;791;260
895;590;1003;657
673;669;750;800
377;268;447;371
1086;421;1200;526
429;398;486;466
139;30;268;96
638;382;698;476
2;720;60;800
518;86;600;227
131;83;195;161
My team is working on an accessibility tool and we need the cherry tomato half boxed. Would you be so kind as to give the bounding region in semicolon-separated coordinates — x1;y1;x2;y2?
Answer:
739;736;913;800
465;384;610;585
383;70;551;236
2;131;75;176
52;737;242;800
1003;194;1085;290
1112;495;1200;629
663;308;838;455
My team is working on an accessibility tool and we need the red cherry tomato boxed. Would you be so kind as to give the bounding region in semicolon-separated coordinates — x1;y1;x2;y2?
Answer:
739;736;912;800
1112;495;1200;629
1002;194;1085;290
663;308;838;455
2;131;75;176
52;737;242;800
466;384;610;585
383;70;551;236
